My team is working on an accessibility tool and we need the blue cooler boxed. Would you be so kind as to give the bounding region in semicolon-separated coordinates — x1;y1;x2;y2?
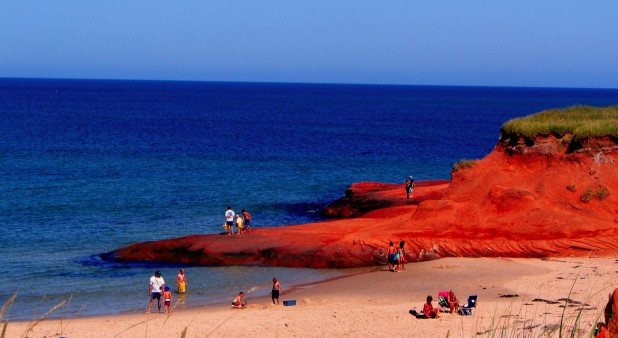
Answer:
283;300;296;306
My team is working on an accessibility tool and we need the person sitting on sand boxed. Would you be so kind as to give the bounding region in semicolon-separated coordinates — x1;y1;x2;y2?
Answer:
232;292;246;308
163;286;172;313
423;295;440;319
447;290;459;314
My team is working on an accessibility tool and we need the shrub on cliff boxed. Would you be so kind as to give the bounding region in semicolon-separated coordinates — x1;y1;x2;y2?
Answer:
452;159;477;172
502;105;618;140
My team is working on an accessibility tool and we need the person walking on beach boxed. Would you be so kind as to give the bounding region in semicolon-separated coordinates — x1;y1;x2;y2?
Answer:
272;277;282;305
242;209;252;231
387;241;398;272
147;271;165;314
398;241;406;270
162;286;173;313
176;268;187;294
225;206;235;235
236;214;244;235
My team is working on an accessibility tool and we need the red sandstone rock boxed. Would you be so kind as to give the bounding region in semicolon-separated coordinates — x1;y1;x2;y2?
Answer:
103;133;618;268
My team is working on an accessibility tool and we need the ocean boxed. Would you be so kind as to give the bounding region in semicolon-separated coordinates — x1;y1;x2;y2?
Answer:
1;78;616;320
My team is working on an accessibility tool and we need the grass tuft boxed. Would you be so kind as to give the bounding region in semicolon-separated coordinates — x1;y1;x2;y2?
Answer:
452;159;477;172
501;105;618;140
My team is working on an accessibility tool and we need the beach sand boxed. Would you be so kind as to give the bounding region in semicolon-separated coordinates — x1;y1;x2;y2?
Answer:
7;256;616;338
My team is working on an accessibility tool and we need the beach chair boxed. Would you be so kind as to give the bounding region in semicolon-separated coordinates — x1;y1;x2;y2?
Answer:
458;295;477;315
437;291;450;311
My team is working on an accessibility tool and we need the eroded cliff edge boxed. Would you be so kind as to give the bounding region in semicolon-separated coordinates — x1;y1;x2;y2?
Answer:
102;123;618;268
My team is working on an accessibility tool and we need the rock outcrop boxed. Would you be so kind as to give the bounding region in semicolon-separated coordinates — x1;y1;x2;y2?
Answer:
103;131;618;268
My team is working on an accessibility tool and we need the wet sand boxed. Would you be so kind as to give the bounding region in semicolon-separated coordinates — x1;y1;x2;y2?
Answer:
6;256;616;338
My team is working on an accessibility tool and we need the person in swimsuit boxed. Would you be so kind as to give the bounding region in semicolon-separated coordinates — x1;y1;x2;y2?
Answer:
176;268;187;293
242;209;252;231
162;286;172;313
423;295;440;318
387;241;398;272
272;277;282;305
236;214;244;235
232;292;246;308
398;241;406;271
447;290;460;314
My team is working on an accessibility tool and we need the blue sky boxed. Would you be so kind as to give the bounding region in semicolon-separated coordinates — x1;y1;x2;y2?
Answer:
1;1;617;88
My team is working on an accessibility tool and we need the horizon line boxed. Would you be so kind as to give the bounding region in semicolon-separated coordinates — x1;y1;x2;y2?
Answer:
1;76;618;91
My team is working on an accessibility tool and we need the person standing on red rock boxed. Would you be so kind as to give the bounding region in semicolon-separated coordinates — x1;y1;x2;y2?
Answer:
242;209;252;231
405;176;414;199
225;206;235;235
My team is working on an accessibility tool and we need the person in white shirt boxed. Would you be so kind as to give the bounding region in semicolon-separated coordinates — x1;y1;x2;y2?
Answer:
225;206;235;235
146;271;165;314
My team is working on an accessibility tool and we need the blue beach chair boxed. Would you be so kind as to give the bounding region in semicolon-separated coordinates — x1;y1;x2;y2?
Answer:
458;295;477;315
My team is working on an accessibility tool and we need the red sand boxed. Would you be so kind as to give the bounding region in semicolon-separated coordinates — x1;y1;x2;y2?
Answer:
105;133;618;268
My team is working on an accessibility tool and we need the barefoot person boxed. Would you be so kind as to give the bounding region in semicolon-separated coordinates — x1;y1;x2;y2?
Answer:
447;290;460;314
232;292;246;309
272;277;282;305
162;286;173;313
387;241;398;272
225;206;235;235
242;209;252;231
398;241;406;271
176;268;187;294
423;295;440;318
147;271;165;314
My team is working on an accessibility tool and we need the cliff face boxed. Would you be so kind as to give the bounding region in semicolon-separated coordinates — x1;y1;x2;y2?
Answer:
103;133;618;268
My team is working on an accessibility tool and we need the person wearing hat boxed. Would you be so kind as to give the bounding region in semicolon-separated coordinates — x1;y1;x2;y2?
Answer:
147;271;165;314
162;286;173;313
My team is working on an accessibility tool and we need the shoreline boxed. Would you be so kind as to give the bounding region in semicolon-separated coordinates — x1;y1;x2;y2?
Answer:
7;256;616;337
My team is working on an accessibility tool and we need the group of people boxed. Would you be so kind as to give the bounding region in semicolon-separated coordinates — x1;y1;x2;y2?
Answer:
232;277;283;309
146;269;187;314
418;290;460;319
147;269;282;313
387;241;406;272
225;207;252;235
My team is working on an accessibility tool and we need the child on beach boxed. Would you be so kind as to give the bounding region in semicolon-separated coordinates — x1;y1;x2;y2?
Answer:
232;292;246;308
272;277;282;305
236;214;244;235
163;286;172;313
423;295;440;318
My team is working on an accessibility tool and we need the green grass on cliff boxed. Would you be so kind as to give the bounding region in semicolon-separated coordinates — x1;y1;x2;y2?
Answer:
501;105;618;140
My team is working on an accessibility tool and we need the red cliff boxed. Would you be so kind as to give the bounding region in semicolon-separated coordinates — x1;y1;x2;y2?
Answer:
103;132;618;268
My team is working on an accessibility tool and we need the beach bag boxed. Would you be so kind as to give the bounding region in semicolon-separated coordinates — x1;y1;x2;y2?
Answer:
223;223;228;230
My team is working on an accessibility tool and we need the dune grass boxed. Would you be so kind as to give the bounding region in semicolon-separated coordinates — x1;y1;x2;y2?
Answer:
501;105;618;140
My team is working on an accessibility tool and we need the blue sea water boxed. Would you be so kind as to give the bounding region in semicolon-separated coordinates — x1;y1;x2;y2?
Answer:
0;78;617;320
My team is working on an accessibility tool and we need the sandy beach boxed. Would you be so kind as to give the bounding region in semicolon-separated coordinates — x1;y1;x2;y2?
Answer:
6;256;616;338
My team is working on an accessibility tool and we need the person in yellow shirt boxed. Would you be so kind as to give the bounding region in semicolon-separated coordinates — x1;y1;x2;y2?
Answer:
236;214;244;235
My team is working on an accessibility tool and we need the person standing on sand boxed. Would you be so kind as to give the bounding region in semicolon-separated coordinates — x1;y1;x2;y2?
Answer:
162;286;173;313
176;268;187;293
147;271;165;314
387;241;398;272
398;241;406;270
272;277;282;305
242;209;252;231
225;206;235;235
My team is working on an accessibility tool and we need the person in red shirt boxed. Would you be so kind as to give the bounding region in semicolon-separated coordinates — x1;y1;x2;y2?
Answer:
423;295;440;318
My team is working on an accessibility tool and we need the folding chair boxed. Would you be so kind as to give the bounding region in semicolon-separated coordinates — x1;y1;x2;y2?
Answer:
458;295;477;315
